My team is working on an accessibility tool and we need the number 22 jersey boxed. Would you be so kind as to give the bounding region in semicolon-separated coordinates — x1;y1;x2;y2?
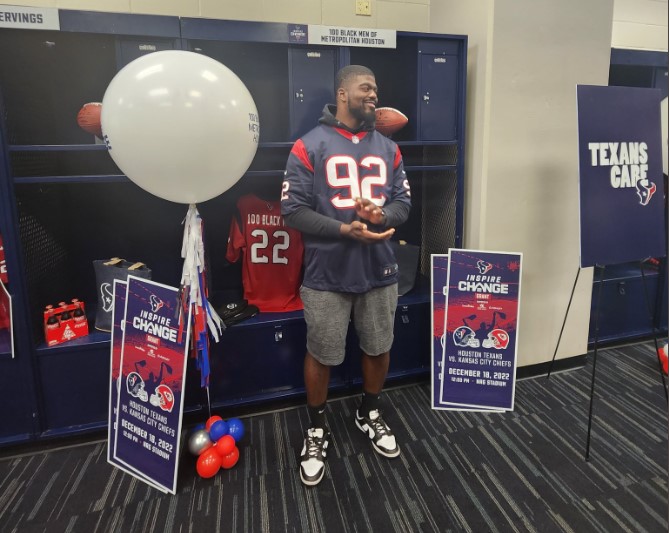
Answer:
226;194;304;312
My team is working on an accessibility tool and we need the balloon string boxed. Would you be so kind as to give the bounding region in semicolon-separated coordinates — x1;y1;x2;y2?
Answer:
180;204;224;388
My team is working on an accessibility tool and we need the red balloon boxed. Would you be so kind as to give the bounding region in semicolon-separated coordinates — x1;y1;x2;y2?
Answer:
215;435;236;457
76;102;103;137
196;447;221;478
221;446;240;469
205;415;223;432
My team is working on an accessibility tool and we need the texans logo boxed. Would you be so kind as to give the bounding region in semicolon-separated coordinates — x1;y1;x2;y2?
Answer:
477;260;493;274
636;180;656;206
100;283;114;312
150;294;164;313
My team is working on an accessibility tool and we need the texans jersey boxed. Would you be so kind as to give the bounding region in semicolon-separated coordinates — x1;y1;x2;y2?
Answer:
226;194;304;312
281;122;411;293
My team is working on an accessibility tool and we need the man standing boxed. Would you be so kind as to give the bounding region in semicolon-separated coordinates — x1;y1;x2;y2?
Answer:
281;65;411;486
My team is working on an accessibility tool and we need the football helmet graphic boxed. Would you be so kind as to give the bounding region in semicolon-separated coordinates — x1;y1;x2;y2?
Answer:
453;326;480;347
150;384;175;412
126;372;148;402
482;328;510;350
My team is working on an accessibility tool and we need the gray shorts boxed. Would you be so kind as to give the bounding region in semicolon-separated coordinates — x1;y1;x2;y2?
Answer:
300;284;399;366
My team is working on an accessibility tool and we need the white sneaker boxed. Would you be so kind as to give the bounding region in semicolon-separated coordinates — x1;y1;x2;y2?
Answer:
299;427;330;486
355;409;400;458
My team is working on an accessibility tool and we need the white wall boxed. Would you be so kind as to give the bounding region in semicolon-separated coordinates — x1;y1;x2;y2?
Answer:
2;0;431;31
431;0;615;367
612;0;668;51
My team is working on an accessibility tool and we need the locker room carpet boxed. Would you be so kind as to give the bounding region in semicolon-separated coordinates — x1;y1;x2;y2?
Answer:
0;341;667;533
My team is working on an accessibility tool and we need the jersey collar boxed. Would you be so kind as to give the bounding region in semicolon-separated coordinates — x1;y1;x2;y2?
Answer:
334;127;369;144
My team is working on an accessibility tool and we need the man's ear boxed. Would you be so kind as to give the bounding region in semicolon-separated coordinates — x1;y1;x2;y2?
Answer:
337;88;346;102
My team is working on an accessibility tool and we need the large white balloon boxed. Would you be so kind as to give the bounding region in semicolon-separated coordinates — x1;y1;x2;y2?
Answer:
101;50;259;204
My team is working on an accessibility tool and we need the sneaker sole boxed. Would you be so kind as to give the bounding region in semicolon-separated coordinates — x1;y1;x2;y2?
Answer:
355;418;401;458
300;467;325;486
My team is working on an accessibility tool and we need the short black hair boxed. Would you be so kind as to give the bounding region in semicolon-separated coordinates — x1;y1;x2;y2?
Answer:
335;65;375;91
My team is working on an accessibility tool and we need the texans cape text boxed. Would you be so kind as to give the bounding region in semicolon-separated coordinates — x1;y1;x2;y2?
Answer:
588;142;650;189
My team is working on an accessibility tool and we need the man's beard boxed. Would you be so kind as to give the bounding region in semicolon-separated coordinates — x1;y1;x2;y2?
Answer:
349;102;376;125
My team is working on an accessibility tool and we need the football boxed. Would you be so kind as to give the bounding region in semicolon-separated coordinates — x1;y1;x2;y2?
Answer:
374;107;408;136
76;102;103;138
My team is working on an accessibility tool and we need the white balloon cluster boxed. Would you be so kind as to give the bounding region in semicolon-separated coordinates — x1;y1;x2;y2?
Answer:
101;51;260;387
101;50;259;204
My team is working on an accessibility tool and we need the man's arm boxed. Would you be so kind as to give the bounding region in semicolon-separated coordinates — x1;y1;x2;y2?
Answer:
285;205;395;243
283;206;342;238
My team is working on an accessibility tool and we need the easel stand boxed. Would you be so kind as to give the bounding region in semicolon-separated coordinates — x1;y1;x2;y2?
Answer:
546;267;581;379
547;262;668;461
584;264;606;461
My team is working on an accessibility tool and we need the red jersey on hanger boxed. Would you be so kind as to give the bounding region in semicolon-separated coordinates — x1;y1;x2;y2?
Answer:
226;194;304;312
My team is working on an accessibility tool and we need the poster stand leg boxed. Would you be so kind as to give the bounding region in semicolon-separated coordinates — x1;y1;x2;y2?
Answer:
639;260;669;402
585;264;606;461
205;386;212;419
546;267;581;379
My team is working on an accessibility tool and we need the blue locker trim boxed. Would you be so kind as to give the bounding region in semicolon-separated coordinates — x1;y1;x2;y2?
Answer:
405;165;458;172
417;39;459;55
398;140;458;147
259;142;294;148
10;143;295;151
224;310;304;329
9;144;108;152
35;331;111;354
58;9;180;37
181;17;290;43
0;91;41;440
398;30;468;41
14;175;127;184
455;36;468;247
115;37;181;69
610;48;668;68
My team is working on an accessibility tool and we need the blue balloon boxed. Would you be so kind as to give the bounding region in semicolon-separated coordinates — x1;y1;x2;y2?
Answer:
193;423;206;432
227;417;245;442
209;419;229;441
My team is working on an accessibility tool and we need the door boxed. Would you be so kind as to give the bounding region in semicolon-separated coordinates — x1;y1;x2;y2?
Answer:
419;53;458;141
288;47;336;140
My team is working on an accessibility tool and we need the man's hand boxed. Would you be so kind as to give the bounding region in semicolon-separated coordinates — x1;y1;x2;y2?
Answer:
340;220;395;243
354;197;385;225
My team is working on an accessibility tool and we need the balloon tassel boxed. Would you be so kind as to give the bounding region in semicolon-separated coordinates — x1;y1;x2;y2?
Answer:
180;204;224;388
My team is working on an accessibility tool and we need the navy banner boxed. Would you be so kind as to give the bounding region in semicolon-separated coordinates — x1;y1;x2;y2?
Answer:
112;277;190;494
439;250;522;411
577;85;665;268
107;280;165;492
431;254;448;409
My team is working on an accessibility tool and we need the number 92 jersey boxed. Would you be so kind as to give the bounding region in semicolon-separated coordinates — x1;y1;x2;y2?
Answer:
281;125;411;293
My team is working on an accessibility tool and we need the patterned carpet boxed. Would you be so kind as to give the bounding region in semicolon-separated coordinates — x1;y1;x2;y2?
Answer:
0;341;667;532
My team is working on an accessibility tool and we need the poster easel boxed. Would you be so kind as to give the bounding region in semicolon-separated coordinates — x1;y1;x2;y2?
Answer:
552;85;667;460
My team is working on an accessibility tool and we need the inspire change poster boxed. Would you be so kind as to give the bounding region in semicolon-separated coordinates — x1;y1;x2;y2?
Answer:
431;254;448;409
577;85;665;268
112;276;190;494
439;249;522;411
107;280;166;492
